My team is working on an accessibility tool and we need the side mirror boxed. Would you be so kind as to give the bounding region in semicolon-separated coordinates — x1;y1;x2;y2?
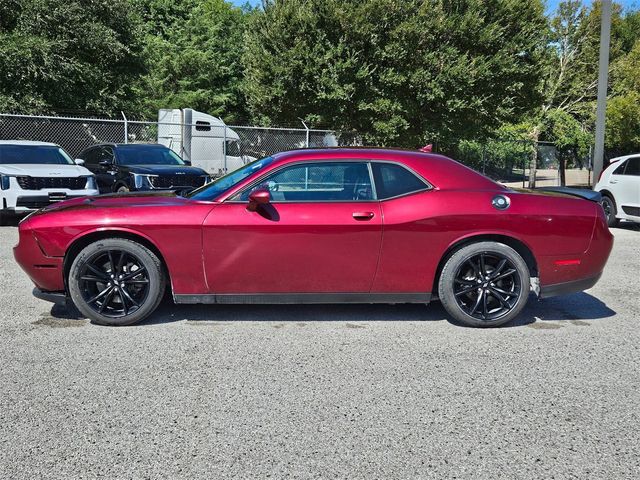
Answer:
247;188;271;211
183;160;192;166
74;158;85;166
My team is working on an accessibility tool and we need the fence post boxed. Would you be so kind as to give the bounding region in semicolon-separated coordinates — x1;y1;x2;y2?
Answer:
223;125;227;173
300;119;310;147
121;111;128;144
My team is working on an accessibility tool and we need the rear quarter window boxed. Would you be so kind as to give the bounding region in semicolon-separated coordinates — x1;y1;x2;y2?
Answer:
371;163;430;199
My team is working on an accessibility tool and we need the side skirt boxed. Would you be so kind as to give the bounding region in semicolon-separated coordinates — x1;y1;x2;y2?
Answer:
174;292;432;305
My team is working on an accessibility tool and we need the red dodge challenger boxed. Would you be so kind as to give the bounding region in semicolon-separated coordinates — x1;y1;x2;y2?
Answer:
14;148;613;327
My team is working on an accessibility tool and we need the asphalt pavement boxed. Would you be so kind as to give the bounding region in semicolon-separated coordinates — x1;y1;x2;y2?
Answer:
0;222;638;479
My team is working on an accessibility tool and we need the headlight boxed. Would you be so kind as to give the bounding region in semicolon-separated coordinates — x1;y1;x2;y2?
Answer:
131;173;158;189
1;174;12;190
85;176;97;190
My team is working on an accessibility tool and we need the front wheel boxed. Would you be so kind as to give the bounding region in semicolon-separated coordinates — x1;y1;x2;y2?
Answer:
68;238;165;326
438;242;530;327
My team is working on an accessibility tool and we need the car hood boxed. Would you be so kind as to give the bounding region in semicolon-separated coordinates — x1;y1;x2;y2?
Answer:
38;191;193;213
125;165;208;175
0;164;93;176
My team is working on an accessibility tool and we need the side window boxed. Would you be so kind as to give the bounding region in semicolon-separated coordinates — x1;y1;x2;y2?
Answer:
371;163;429;199
236;162;374;202
96;146;115;164
613;161;627;175
623;157;640;176
81;148;99;165
225;140;241;157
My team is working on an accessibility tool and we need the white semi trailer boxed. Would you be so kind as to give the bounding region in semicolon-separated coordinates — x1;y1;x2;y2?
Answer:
157;108;253;176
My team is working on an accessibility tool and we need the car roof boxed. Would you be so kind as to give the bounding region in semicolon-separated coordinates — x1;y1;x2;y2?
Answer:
608;153;640;163
0;140;59;147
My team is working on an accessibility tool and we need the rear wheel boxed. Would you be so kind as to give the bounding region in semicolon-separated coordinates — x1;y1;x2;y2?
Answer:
438;242;530;327
68;238;165;326
601;195;619;227
116;184;130;193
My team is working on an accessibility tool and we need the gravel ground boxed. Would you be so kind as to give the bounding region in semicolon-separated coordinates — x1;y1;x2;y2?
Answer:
0;222;639;479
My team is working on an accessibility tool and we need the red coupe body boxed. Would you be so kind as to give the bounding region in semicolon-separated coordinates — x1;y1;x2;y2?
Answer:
14;148;613;315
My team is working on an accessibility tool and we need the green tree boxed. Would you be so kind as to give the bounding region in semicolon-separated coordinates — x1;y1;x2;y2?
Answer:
242;0;546;146
134;0;249;123
0;0;145;114
606;39;640;153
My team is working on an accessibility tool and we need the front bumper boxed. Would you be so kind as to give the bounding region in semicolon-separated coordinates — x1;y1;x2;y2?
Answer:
2;188;99;213
14;228;65;292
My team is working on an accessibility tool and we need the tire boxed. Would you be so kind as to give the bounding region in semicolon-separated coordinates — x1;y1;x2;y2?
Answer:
116;184;130;193
68;238;166;326
438;242;530;328
0;210;7;226
600;195;619;228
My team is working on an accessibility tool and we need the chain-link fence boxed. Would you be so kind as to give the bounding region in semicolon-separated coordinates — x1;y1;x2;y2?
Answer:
438;138;592;188
0;113;358;176
0;113;594;186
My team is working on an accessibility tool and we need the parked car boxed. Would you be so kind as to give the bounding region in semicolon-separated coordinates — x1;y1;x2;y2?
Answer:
594;154;640;226
0;140;98;225
14;148;613;327
76;143;211;194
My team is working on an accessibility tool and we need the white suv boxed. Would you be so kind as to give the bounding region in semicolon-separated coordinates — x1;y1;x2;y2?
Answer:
0;141;99;225
594;154;640;227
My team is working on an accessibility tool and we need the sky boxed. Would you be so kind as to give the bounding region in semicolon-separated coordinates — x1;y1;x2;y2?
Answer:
231;0;639;13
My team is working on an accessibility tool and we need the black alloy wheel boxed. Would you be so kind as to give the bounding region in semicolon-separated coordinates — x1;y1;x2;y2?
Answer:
438;241;530;327
452;253;521;322
79;250;150;318
69;238;165;326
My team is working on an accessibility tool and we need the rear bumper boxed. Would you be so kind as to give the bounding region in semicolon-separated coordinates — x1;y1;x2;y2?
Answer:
539;273;602;299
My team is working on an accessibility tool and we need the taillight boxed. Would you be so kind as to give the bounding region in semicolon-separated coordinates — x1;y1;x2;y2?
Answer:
597;169;605;182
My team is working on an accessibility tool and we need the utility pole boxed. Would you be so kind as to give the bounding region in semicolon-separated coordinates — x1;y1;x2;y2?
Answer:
592;0;612;185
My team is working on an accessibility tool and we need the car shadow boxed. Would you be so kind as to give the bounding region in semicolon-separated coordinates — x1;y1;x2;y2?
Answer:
48;291;616;329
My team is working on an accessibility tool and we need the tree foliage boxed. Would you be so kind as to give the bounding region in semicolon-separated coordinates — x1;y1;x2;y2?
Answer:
0;0;639;155
242;0;546;146
133;0;249;123
0;0;145;114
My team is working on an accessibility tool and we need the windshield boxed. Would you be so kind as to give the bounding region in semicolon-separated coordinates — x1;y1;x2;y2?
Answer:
117;145;185;166
0;145;74;165
187;156;275;201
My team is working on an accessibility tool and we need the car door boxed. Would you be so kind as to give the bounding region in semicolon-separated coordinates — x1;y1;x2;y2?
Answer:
608;159;629;206
92;146;117;192
202;161;382;294
367;161;435;293
616;157;640;217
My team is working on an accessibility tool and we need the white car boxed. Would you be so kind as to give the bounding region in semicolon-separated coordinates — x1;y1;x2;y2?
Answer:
0;140;99;225
594;154;640;227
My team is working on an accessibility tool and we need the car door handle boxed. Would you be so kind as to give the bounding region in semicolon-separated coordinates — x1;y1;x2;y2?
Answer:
610;180;618;184
352;212;375;220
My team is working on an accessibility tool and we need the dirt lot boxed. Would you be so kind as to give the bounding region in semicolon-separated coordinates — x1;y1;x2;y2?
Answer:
0;222;639;479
